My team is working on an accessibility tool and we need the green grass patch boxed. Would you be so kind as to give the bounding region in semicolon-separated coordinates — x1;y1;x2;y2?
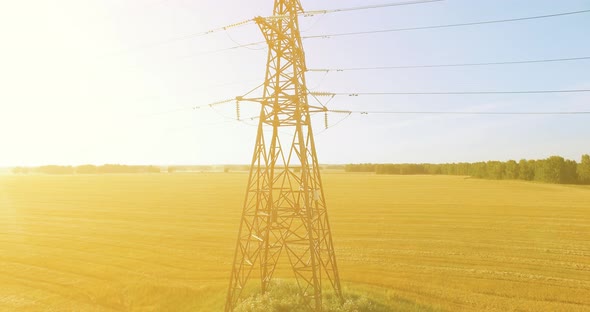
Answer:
234;280;438;312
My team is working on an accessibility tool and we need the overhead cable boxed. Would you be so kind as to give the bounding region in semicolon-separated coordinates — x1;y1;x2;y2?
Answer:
302;0;444;17
311;89;590;97
329;110;590;115
303;9;590;39
308;56;590;72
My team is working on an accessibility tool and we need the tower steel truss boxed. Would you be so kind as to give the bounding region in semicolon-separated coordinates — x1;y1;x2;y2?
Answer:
225;0;342;311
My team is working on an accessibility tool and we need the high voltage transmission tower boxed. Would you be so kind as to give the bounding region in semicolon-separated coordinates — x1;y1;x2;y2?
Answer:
225;0;342;311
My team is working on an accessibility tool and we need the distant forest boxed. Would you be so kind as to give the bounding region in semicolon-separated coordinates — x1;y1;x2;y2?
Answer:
345;155;590;185
10;164;251;175
11;165;161;175
10;155;590;185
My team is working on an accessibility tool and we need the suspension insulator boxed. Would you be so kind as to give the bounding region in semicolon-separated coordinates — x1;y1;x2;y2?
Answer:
324;111;329;129
236;101;241;121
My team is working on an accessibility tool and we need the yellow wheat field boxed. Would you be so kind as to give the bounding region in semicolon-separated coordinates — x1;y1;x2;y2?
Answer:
1;173;590;311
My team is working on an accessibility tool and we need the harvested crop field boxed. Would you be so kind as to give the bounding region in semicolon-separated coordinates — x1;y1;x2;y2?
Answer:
1;173;589;311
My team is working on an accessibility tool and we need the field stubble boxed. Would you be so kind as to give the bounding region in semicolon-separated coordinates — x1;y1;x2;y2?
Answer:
0;173;589;311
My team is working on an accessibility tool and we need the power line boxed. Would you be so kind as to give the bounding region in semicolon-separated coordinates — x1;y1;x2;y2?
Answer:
181;9;590;59
329;110;590;115
108;1;442;57
158;0;442;46
178;41;266;60
311;89;590;97
102;19;255;57
302;0;443;17
303;9;590;39
318;109;590;134
155;19;254;44
308;56;590;72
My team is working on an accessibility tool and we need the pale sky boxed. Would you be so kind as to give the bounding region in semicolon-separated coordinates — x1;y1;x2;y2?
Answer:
1;0;589;166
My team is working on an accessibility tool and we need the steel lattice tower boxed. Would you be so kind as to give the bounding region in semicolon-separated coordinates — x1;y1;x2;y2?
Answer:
225;0;342;311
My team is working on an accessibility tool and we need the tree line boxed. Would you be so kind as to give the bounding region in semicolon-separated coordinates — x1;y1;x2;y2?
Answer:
12;164;161;175
345;155;590;185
